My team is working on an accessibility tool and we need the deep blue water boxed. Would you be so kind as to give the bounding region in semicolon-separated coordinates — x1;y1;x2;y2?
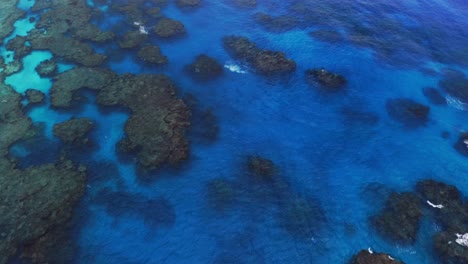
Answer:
2;0;468;263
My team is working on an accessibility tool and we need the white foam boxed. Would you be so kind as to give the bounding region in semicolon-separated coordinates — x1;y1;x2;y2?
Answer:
224;61;248;74
367;247;373;254
427;200;444;209
456;233;468;247
446;95;468;111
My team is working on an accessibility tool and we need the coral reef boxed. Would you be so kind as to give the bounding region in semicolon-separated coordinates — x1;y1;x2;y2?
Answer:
349;250;404;264
118;30;148;49
247;155;277;181
137;45;168;65
385;98;430;127
35;59;58;77
154;18;186;38
25;89;45;105
51;67;191;170
454;132;468;157
185;54;223;81
5;36;32;60
223;36;296;75
433;231;468;264
53;117;94;144
371;192;423;244
306;68;347;90
439;73;468;103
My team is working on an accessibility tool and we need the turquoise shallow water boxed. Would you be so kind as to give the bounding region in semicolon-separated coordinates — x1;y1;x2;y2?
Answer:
2;0;468;263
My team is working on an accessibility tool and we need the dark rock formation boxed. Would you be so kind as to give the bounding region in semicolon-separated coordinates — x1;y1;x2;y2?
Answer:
185;54;223;81
230;0;257;8
53;118;94;144
73;24;115;43
416;179;468;230
349;250;404;264
118;30;148;49
25;89;45;104
137;45;168;65
305;68;347;90
154;18;186;38
433;231;468;264
385;98;430;127
5;36;31;60
97;74;190;170
51;68;191;170
423;87;446;105
223;35;296;75
35;59;58;77
371;192;423;244
50;67;116;108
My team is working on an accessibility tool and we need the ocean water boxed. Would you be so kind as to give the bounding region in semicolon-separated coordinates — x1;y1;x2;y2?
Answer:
2;0;468;263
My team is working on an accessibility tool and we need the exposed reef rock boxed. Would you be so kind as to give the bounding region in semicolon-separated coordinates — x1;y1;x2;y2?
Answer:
0;161;86;264
305;68;347;90
223;35;296;75
73;24;115;43
51;67;190;170
349;250;404;264
53;118;94;144
25;89;45;104
371;192;423;244
28;30;107;67
0;82;86;264
434;231;468;264
35;59;58;77
50;67;117;108
118;30;148;49
185;54;223;81
137;45;168;65
6;36;32;60
416;179;468;230
385;98;430;127
154;18;186;38
98;74;190;170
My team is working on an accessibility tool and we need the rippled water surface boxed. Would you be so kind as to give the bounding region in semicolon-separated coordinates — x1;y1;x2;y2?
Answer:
1;0;468;263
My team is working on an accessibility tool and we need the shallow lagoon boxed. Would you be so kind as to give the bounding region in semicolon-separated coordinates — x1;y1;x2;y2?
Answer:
1;0;468;263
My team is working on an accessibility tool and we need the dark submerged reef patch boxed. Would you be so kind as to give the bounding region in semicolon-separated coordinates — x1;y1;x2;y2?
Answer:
92;187;176;228
25;89;45;105
422;87;446;105
385;98;430;127
454;132;468;157
254;12;298;33
153;17;186;38
439;73;468;104
370;192;423;244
